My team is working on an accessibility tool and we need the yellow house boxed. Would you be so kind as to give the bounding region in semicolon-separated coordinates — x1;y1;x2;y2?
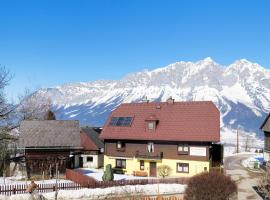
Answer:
100;98;221;177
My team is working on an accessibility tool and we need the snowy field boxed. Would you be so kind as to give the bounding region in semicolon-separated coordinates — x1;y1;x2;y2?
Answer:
0;183;186;200
81;168;151;181
222;127;264;157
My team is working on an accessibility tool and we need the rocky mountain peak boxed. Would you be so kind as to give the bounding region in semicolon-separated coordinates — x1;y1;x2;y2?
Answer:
32;58;270;140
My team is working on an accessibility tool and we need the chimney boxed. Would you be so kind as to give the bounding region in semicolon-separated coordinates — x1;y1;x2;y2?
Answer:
167;97;174;104
142;96;149;103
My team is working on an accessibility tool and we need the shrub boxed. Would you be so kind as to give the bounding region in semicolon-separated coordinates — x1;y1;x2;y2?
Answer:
102;164;114;181
258;167;270;198
185;171;237;200
254;161;259;169
157;165;172;178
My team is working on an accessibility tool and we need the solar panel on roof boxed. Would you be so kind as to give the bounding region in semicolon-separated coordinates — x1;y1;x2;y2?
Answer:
109;117;118;126
109;117;133;126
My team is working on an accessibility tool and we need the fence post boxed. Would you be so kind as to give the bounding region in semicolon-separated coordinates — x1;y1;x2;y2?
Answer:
13;187;16;195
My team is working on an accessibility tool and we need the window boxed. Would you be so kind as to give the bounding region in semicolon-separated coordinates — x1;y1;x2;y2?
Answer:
116;141;125;150
87;156;93;162
148;122;155;130
109;117;133;126
117;141;122;149
178;145;189;154
177;163;189;173
116;159;126;169
147;142;154;153
140;160;145;170
204;167;207;171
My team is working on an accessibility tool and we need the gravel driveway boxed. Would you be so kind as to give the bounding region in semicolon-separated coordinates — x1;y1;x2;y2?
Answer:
224;154;263;200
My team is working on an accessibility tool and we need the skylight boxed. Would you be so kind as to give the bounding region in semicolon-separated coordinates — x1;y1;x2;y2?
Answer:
109;117;133;126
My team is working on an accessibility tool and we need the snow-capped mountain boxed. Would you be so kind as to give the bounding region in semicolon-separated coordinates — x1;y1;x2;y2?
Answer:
35;57;270;139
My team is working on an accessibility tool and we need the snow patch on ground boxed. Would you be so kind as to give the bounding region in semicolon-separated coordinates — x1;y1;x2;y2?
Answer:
241;154;263;169
82;168;150;181
0;184;186;200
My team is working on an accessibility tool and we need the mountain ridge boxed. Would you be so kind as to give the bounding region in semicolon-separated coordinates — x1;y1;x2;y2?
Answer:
34;58;270;139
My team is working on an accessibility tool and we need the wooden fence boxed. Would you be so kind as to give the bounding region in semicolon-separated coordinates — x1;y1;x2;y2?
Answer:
0;169;188;196
0;182;83;196
0;183;184;199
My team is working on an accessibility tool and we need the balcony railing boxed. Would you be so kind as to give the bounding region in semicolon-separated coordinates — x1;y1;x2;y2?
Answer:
135;151;163;160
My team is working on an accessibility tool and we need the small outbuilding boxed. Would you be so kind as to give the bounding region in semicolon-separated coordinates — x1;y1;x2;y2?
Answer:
80;127;104;169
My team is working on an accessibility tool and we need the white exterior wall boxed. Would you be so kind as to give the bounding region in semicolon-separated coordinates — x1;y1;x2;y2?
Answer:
82;154;99;168
264;151;270;162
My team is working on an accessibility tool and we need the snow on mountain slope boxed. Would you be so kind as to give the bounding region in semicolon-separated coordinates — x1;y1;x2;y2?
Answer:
34;58;270;144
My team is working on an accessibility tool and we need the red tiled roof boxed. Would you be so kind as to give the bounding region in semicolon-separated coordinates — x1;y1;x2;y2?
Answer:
80;130;99;151
145;114;159;121
100;101;220;142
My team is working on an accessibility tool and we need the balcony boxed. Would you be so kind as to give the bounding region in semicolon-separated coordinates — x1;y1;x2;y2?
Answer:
135;151;163;161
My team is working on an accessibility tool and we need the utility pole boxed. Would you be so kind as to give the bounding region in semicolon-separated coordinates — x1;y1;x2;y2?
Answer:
236;129;239;153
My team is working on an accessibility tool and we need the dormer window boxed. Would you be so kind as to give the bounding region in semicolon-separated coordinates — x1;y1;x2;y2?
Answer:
148;122;155;130
145;114;158;131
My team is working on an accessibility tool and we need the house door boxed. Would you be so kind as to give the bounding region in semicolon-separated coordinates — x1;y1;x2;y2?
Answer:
150;162;157;177
79;157;83;168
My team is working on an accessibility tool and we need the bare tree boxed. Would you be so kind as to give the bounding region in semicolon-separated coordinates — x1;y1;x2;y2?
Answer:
18;88;53;120
0;66;16;176
157;165;172;178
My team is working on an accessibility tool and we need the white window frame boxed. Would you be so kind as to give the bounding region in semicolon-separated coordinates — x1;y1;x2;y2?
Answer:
177;163;189;173
148;122;155;130
147;142;154;153
178;144;189;153
117;141;122;149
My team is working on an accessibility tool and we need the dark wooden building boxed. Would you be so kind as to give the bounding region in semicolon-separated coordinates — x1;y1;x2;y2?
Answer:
18;120;82;178
261;113;270;162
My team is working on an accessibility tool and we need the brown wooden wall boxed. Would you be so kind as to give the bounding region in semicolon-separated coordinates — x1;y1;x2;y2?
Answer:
263;117;270;132
265;132;270;151
25;149;78;177
105;140;211;161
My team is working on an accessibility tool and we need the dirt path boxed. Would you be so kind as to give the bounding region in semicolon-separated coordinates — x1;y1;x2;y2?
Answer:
224;154;262;200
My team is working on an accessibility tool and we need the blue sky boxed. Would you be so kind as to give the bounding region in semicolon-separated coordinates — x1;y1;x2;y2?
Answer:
1;0;270;102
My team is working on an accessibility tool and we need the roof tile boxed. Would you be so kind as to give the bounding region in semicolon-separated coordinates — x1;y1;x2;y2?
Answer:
100;101;220;142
